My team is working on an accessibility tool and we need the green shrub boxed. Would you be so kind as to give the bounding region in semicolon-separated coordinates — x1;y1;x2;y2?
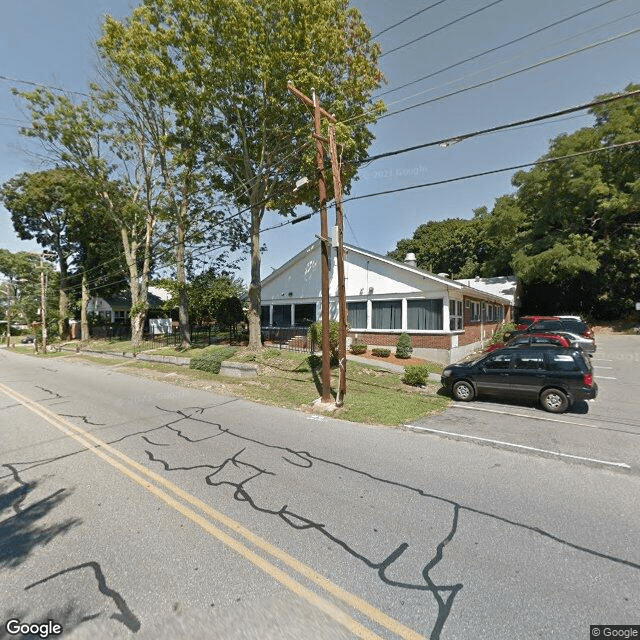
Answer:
308;320;340;365
189;346;238;374
395;332;413;358
402;364;431;386
371;347;391;357
488;321;516;344
350;343;367;355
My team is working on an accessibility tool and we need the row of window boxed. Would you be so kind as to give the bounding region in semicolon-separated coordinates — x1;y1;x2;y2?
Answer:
261;298;505;331
470;302;505;322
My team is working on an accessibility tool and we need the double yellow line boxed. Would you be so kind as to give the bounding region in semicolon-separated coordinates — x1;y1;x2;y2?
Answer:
0;381;426;640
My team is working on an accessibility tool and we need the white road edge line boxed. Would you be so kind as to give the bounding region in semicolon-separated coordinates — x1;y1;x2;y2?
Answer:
598;376;617;380
406;425;631;469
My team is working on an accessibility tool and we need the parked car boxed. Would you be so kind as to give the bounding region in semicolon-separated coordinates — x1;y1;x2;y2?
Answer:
485;332;570;353
441;346;597;413
553;331;596;355
20;335;35;344
506;318;595;341
515;315;560;330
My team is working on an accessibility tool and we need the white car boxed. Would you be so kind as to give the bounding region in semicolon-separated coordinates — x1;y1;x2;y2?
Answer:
554;331;595;355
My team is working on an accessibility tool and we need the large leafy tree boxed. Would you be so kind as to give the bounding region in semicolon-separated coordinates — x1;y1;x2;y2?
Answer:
99;0;384;350
13;88;163;346
0;250;43;334
95;30;246;349
388;217;487;278
511;84;640;317
1;168;88;339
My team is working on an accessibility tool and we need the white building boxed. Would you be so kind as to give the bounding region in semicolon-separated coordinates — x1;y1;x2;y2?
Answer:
260;241;518;363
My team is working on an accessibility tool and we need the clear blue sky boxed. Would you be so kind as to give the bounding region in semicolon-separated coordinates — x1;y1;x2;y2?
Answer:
1;0;639;284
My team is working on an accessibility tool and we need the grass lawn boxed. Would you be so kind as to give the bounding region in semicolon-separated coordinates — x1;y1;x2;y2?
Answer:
8;341;450;426
225;349;450;425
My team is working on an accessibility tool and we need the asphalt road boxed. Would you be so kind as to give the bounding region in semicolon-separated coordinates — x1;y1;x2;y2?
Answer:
411;333;640;474
1;343;639;639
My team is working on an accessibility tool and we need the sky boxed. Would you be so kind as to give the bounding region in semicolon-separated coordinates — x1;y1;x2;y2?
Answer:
1;0;639;285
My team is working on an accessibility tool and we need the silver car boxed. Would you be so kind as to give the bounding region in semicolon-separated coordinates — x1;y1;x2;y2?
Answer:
555;331;596;355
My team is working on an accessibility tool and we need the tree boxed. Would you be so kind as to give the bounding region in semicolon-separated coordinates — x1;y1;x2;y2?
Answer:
95;25;247;349
13;88;163;347
98;0;384;350
0;250;43;341
511;84;640;317
388;218;486;278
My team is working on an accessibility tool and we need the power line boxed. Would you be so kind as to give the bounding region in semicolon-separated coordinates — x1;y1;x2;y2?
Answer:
380;0;506;58
380;26;640;119
345;138;640;203
376;0;621;98
358;88;640;164
372;0;449;39
0;74;91;98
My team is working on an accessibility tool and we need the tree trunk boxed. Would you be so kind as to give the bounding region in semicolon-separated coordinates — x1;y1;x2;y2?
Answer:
247;208;263;351
81;271;90;341
176;216;191;349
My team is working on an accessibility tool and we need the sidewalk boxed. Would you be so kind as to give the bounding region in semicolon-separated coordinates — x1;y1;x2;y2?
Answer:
346;354;441;382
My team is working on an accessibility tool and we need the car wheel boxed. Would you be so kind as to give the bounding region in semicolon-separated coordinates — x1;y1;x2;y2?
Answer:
540;388;568;413
452;380;474;402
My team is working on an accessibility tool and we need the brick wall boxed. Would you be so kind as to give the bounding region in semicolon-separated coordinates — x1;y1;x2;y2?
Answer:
349;331;452;349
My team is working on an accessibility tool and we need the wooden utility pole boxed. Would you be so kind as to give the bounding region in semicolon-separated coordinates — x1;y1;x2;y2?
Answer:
287;82;336;404
328;124;347;405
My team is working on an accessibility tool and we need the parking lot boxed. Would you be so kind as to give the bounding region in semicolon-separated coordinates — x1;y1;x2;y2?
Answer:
410;333;640;475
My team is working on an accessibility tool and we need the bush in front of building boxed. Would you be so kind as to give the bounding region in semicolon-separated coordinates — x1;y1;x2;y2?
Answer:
402;364;431;386
350;343;367;355
371;347;391;357
395;332;413;358
189;346;238;374
308;320;341;365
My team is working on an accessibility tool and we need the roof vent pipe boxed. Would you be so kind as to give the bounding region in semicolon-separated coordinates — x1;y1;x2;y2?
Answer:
404;253;417;268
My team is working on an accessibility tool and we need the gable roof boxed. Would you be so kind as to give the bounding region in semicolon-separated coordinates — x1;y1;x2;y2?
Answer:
261;240;515;305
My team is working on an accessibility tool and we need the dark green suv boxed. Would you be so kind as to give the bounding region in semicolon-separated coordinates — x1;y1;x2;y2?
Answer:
441;346;597;413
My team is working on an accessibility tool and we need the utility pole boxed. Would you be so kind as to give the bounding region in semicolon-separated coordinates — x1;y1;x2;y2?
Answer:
40;254;48;353
328;124;347;406
287;82;336;404
4;283;11;348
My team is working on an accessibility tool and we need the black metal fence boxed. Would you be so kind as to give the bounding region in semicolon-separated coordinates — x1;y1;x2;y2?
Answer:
261;326;313;353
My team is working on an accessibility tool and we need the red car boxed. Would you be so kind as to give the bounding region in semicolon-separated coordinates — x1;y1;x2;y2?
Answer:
516;315;561;331
485;333;571;353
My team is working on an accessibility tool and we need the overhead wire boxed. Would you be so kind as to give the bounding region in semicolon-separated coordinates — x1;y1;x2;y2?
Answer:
380;26;640;120
376;0;623;98
357;88;640;164
345;138;640;203
372;0;449;39
380;0;506;58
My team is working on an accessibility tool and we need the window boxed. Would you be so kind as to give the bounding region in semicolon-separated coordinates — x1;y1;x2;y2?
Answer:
548;353;581;372
114;310;128;323
347;302;367;329
484;353;512;369
372;300;402;330
471;302;480;321
449;300;463;331
261;306;270;326
294;304;316;326
407;299;443;330
272;304;291;326
513;354;546;370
